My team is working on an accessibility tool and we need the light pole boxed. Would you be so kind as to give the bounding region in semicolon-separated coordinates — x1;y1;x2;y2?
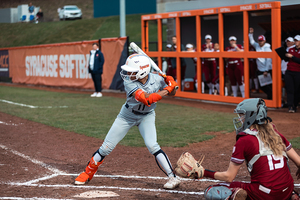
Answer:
120;0;126;37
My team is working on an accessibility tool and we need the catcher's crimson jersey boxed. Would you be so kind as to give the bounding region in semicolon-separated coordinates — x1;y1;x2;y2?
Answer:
225;45;244;63
231;128;294;191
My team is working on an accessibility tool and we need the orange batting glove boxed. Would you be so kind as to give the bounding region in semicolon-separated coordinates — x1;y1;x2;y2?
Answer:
135;89;150;106
147;93;162;104
164;75;175;85
164;80;177;93
164;85;175;94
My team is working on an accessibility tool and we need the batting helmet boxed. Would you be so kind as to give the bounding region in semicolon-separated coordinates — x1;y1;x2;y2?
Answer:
120;54;151;82
233;98;268;134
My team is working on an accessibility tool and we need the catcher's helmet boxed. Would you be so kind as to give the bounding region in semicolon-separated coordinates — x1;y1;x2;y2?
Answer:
120;54;151;82
233;98;268;134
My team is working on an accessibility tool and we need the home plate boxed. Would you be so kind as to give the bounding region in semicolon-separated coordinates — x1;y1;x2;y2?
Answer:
74;190;120;198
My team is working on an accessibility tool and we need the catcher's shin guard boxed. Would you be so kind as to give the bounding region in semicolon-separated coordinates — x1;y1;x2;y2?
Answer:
74;157;103;185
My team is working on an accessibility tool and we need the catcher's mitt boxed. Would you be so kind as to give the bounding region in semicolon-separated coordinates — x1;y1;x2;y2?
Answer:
174;152;205;179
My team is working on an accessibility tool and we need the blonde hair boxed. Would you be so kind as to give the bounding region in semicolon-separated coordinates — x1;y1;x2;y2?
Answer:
251;122;286;156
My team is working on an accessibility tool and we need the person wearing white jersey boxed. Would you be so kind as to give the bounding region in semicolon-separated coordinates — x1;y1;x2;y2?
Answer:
75;54;181;189
249;28;272;99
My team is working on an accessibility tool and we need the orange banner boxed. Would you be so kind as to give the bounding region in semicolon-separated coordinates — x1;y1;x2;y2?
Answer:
9;37;127;89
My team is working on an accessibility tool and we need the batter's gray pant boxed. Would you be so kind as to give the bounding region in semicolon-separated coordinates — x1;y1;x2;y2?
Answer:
99;105;161;156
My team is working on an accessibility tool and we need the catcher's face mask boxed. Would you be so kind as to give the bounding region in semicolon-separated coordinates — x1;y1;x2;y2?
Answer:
233;113;245;134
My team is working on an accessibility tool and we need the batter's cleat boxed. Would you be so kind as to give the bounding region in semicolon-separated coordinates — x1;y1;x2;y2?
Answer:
163;177;181;189
74;172;89;185
229;188;247;200
74;157;103;185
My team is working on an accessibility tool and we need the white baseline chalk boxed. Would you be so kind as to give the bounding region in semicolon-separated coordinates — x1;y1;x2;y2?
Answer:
7;182;204;196
0;99;68;108
0;144;64;174
0;198;74;200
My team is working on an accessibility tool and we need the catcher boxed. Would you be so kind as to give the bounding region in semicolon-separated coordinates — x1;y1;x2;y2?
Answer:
175;98;300;200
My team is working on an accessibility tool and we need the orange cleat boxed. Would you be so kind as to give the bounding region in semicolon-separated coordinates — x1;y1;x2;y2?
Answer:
74;157;103;185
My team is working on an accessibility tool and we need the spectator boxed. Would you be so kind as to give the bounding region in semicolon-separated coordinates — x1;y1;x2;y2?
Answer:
166;44;176;78
28;2;35;14
212;43;220;94
281;37;295;108
201;35;217;94
249;45;259;93
225;36;245;98
282;37;295;75
185;43;198;92
284;35;300;113
249;27;272;100
36;8;43;23
170;36;187;90
185;43;197;73
88;43;104;97
185;43;195;52
214;43;219;52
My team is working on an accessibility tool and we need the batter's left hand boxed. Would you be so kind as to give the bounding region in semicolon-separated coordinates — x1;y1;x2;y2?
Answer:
135;89;150;107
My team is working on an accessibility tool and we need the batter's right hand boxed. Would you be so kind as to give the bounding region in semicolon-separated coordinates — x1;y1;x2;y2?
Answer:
164;75;175;84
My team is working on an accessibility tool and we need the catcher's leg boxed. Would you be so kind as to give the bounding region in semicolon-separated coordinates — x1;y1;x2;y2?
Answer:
204;185;247;200
74;150;105;185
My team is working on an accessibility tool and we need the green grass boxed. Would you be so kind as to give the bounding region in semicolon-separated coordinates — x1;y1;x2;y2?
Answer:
0;85;236;147
289;137;300;149
0;14;151;48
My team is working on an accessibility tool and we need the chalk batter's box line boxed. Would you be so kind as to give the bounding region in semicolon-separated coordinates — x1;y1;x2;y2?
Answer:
1;143;299;197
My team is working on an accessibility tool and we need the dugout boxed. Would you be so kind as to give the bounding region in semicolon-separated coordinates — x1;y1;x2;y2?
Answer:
141;1;285;108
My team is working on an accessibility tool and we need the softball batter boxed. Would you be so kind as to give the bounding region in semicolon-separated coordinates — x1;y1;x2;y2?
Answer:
75;54;181;189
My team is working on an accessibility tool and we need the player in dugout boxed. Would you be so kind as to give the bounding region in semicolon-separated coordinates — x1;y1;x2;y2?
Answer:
175;98;300;200
75;54;181;189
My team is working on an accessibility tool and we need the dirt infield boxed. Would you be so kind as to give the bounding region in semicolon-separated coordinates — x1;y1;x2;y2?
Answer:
0;83;299;199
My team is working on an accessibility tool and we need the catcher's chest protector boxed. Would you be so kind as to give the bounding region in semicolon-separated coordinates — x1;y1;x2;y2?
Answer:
242;129;287;172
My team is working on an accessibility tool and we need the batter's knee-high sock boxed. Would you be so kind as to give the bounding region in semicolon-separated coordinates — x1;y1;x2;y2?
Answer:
93;150;105;163
154;149;175;177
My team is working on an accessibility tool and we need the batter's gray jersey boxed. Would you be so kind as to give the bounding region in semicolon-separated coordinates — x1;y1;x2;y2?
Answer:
124;73;167;113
